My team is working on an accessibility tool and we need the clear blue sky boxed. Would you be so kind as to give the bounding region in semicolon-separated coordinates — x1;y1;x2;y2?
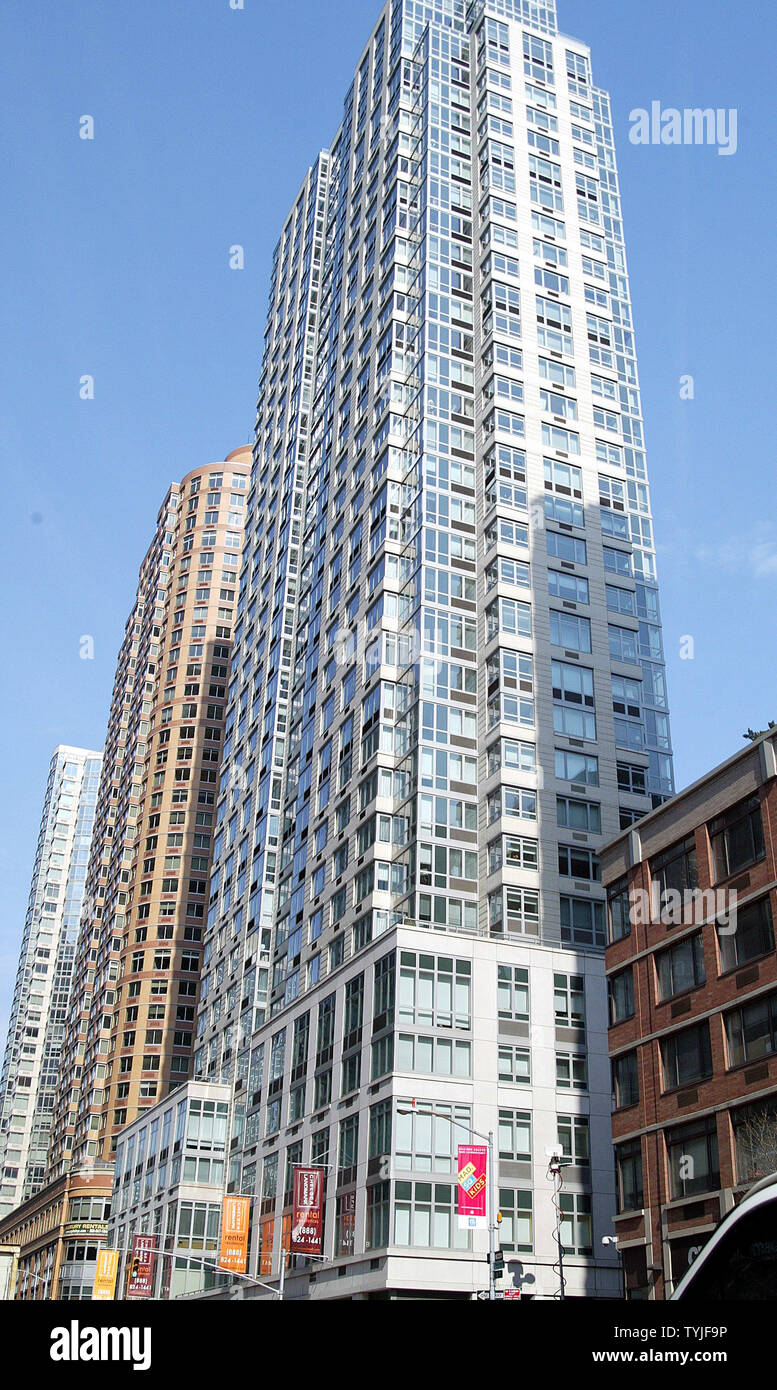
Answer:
1;0;775;1041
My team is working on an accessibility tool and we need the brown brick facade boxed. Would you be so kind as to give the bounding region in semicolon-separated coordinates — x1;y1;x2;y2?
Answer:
602;732;777;1297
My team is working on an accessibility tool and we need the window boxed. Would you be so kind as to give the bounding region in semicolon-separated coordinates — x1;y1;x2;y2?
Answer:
606;876;630;943
338;1114;359;1177
398;952;471;1030
489;834;539;872
732;1098;777;1184
498;1109;531;1162
554;973;585;1030
555;749;598;786
725;992;777;1068
341;1052;361;1095
558;844;600;881
365;1181;390;1250
394;1180;469;1250
717;895;774;973
552;661;595;741
544;458;581;497
609;967;634;1024
656;933;706;1000
547;530;586;564
498;1044;531;1084
666;1116;719;1198
560;895;604;946
397;1034;471;1078
498;1189;532;1253
661;1021;712;1090
608;623;638;662
486;596;531;640
555;1051;587;1090
548;569;588;604
488;738;536;776
394;1099;470;1175
617;760;646;796
709;795;765;882
489;886;540;937
498;965;529;1021
615;1139;643;1213
558;1113;589;1167
559;1192;592;1255
549;610;591;653
651;835;698;911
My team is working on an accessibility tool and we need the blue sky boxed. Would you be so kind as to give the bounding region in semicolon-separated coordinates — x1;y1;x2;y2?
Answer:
1;0;775;1040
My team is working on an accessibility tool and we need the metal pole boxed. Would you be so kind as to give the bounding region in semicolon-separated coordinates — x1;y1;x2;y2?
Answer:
488;1130;497;1302
554;1167;566;1300
278;1248;286;1301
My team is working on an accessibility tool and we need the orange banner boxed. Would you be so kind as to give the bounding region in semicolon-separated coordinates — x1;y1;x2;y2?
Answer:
92;1248;119;1301
219;1196;251;1275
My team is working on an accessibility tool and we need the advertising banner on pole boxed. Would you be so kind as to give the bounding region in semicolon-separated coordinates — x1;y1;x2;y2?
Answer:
219;1196;251;1275
457;1144;488;1229
92;1248;119;1301
290;1166;324;1253
126;1234;156;1298
338;1190;356;1255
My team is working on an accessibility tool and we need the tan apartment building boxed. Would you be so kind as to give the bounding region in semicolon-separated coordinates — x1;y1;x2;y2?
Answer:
0;1163;113;1300
601;729;777;1298
47;448;250;1180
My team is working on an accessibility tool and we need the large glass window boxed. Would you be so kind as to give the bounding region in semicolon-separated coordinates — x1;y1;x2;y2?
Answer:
394;1181;468;1249
613;1051;639;1108
554;973;585;1030
656;933;706;1001
607;875;631;943
717;896;774;973
651;835;698;912
732;1099;777;1184
666;1117;719;1198
661;1021;712;1090
615;1138;643;1212
608;967;634;1024
398;952;471;1030
498;1189;532;1253
498;1109;531;1162
709;795;765;882
725;992;777;1068
498;965;529;1021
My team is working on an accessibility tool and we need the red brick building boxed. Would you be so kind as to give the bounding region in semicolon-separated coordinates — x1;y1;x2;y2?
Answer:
601;730;777;1298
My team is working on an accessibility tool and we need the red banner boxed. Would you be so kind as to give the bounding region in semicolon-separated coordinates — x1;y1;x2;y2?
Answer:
457;1144;488;1229
126;1234;156;1298
290;1166;324;1253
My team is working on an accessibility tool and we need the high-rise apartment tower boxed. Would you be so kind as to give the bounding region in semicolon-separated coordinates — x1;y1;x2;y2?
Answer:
115;0;674;1300
47;450;250;1178
0;747;102;1217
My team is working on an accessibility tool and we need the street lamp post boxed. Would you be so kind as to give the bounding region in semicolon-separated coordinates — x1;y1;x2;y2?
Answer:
547;1152;573;1301
397;1105;498;1301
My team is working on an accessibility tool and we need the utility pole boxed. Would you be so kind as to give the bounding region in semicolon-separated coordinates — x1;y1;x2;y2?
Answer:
547;1152;571;1301
487;1129;497;1302
397;1105;500;1301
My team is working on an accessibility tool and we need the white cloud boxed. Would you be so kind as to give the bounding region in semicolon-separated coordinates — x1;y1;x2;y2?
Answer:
664;524;777;579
